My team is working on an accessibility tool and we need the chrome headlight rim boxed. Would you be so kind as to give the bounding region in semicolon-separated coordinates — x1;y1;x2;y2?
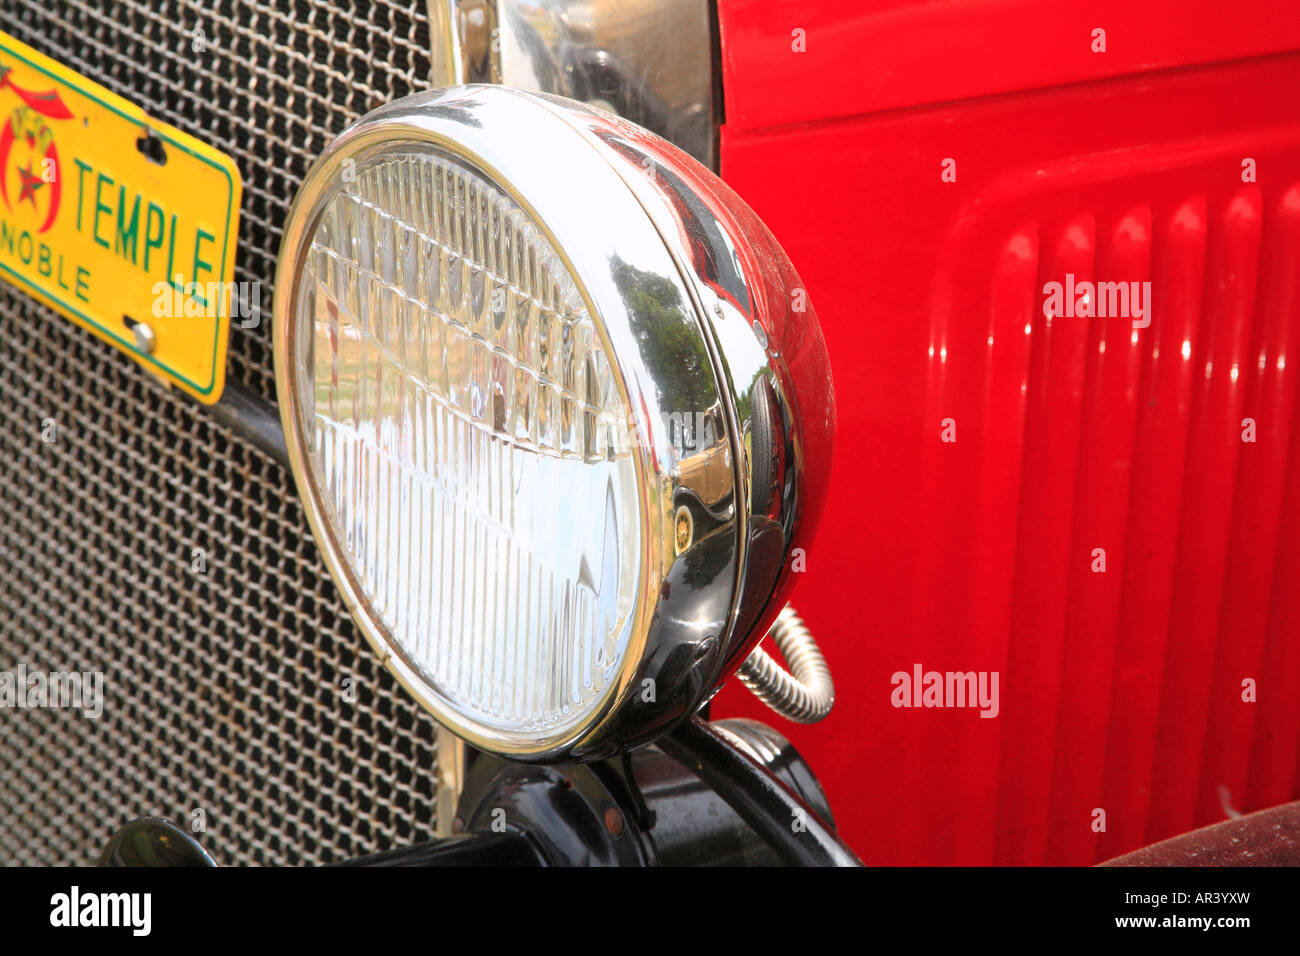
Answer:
273;85;744;761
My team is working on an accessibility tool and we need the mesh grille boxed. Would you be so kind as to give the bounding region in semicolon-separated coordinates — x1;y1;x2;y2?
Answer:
0;1;443;865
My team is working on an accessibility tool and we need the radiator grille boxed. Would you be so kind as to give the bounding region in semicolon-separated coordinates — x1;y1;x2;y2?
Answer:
0;0;443;865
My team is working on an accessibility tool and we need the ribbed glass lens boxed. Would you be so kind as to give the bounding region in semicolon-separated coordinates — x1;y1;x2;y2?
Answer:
293;146;642;739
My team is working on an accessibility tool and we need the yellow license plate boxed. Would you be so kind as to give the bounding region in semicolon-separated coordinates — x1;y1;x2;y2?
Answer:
0;32;241;403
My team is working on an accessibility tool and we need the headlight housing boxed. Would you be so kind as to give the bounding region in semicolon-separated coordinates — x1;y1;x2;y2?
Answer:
274;86;834;761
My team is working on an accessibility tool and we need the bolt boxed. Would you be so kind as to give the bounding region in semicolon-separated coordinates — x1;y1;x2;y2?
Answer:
603;806;624;838
132;321;157;354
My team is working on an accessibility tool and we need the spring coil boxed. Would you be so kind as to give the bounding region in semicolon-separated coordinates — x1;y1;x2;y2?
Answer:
737;605;835;724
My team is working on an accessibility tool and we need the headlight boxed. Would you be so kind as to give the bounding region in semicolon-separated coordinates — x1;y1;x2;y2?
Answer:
274;86;834;761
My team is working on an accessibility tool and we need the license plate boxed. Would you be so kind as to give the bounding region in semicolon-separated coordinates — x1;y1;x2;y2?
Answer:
0;32;241;403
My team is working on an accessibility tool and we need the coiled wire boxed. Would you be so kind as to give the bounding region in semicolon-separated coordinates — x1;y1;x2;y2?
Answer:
737;605;835;723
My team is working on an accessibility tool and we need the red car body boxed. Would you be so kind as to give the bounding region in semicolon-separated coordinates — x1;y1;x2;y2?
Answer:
712;0;1300;865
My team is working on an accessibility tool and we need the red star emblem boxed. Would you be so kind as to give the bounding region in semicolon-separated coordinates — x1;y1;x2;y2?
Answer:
16;161;45;207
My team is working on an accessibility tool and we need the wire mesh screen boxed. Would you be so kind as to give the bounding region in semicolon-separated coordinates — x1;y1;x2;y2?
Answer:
0;0;442;865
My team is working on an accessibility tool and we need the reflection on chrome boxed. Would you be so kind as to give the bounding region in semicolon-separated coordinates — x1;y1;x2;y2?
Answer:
427;0;718;168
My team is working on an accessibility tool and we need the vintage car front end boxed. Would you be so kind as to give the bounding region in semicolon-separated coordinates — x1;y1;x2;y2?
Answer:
3;0;1300;884
0;0;851;867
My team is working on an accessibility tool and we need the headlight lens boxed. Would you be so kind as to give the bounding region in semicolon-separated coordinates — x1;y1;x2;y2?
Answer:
294;145;642;738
